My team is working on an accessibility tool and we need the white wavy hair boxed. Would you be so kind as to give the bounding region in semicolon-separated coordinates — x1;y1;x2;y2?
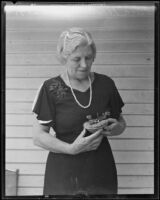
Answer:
56;27;96;64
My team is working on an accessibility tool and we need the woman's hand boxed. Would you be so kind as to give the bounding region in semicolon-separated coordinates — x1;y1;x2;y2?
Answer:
83;119;108;133
102;115;126;136
69;128;103;155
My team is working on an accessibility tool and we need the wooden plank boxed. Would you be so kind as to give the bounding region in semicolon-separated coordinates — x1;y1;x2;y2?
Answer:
118;176;154;188
16;175;154;187
6;126;33;138
6;163;46;175
113;151;154;163
6;16;154;30
5;126;154;139
6;138;40;150
6;114;34;126
6;138;154;151
6;102;33;114
6;163;154;175
124;115;154;127
118;188;154;194
6;65;154;78
6;78;46;89
6;53;154;65
109;140;154;151
6;40;154;53
95;40;154;52
17;187;154;195
6;102;154;115
120;90;154;103
6;114;154;126
6;77;154;90
6;30;154;41
116;164;154;176
122;104;154;115
6;90;36;102
18;187;42;196
6;150;154;163
114;127;154;139
18;175;44;187
113;78;154;90
6;90;154;103
6;150;49;163
6;65;65;77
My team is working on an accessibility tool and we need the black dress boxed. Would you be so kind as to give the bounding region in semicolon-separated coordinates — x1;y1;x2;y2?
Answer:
32;72;124;195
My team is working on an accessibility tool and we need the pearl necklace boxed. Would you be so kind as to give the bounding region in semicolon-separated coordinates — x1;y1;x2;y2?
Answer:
66;71;92;109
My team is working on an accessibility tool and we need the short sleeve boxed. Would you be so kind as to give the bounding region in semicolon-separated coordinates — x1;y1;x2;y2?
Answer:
32;82;55;126
109;80;125;119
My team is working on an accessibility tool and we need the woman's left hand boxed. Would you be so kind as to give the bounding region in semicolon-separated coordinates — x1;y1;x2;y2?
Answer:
102;118;123;136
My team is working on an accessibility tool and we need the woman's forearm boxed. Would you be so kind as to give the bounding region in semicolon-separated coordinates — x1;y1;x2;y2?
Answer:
111;114;126;136
34;131;72;154
32;119;72;154
102;114;126;136
114;120;125;135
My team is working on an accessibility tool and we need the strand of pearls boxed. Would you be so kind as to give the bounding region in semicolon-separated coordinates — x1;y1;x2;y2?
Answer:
66;71;92;109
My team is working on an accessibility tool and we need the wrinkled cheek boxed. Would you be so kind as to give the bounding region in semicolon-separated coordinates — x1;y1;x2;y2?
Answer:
67;67;78;77
88;63;93;70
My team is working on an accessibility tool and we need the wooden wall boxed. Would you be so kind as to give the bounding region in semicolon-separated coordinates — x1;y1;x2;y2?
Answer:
5;4;154;195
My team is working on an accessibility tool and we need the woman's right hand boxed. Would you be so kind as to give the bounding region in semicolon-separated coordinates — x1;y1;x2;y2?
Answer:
83;119;109;133
69;128;103;155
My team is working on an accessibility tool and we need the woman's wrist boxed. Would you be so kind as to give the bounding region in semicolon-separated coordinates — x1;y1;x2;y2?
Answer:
63;143;74;155
66;142;79;155
112;121;126;135
102;120;126;136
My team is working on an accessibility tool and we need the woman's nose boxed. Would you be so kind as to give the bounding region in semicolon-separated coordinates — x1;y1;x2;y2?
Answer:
80;58;87;68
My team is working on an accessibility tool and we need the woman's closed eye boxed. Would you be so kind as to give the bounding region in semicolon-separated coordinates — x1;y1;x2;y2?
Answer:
72;56;92;62
86;56;92;60
72;57;81;62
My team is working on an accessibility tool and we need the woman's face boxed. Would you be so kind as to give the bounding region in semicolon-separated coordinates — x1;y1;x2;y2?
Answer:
65;44;94;80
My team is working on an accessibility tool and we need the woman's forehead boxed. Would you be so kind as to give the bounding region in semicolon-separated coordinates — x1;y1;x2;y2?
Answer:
71;45;93;56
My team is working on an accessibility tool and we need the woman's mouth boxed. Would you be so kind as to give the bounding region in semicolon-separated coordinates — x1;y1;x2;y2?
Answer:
78;70;88;73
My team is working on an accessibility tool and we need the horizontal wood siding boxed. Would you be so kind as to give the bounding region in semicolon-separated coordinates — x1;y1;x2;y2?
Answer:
5;4;154;195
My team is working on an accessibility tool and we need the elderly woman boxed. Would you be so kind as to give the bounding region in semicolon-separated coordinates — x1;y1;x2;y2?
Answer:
32;27;126;196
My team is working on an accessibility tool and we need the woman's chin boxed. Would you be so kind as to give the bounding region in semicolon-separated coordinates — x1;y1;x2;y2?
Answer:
76;72;90;80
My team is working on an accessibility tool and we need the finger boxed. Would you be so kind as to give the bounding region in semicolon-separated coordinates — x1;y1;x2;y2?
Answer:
91;139;103;150
88;127;98;132
86;129;102;141
91;136;103;144
87;138;103;151
107;122;117;130
89;136;103;148
77;128;86;138
102;131;111;136
107;118;117;123
86;143;98;151
91;119;108;129
99;119;109;126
